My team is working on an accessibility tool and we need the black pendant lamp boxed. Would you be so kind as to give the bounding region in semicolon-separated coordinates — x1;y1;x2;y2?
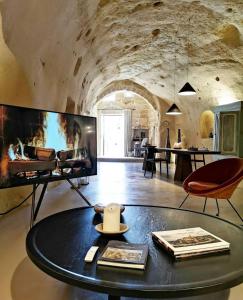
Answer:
178;82;196;95
166;32;182;116
178;17;196;96
166;103;182;115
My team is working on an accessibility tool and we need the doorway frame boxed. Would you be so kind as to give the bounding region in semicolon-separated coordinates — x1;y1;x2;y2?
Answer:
98;109;125;157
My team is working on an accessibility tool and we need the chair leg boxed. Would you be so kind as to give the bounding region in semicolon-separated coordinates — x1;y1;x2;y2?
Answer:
179;193;190;208
166;162;169;178
203;154;205;166
215;198;219;216
151;162;154;178
159;161;162;174
194;154;197;170
227;199;243;223
203;197;207;213
144;160;149;177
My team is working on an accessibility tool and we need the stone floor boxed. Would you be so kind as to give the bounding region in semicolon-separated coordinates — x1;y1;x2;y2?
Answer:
0;162;242;300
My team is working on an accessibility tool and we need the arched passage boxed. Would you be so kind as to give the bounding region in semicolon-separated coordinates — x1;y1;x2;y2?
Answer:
92;90;159;158
90;80;176;154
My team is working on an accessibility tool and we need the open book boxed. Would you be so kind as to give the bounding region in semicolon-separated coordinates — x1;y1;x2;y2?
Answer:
97;240;148;270
152;227;230;259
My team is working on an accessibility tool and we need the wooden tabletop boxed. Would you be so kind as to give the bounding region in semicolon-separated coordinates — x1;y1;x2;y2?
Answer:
156;148;221;155
26;205;243;299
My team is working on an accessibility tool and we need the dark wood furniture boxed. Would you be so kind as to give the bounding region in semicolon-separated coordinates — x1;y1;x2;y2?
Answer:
26;205;243;300
157;148;220;182
191;153;206;170
29;179;91;228
144;146;169;178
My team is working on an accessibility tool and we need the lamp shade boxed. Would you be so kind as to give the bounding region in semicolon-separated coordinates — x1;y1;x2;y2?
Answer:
178;82;196;95
166;103;182;115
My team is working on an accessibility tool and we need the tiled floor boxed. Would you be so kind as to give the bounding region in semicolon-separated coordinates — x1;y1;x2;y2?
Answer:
0;162;242;300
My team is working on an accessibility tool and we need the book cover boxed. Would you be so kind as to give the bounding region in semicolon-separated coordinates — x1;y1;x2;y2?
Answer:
152;227;230;258
97;240;149;270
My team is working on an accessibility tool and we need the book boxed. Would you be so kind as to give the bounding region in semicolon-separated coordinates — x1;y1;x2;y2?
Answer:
152;227;230;259
97;240;149;270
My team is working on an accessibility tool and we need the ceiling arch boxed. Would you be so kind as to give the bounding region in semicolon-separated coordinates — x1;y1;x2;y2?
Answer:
89;79;170;114
2;0;242;114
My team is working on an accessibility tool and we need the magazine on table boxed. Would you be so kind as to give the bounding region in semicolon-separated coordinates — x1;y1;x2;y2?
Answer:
152;227;230;259
97;240;149;270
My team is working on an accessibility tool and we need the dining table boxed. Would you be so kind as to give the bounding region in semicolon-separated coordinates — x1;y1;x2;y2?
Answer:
156;148;221;182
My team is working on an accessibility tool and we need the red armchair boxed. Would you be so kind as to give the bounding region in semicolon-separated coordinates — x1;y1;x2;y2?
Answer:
179;158;243;222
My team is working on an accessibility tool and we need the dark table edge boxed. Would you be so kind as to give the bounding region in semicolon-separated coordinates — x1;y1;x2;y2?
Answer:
156;148;221;155
26;205;243;298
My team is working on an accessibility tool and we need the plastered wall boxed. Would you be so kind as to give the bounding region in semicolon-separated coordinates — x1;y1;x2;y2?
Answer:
0;14;33;213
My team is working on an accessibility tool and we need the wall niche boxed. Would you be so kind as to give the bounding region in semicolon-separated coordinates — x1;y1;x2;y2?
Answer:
199;110;214;138
65;96;75;114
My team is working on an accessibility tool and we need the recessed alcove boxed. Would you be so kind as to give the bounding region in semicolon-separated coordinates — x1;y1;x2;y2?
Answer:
199;110;214;139
65;96;75;114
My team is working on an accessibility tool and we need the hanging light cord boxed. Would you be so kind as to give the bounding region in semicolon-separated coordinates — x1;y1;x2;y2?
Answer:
186;17;191;81
174;31;177;103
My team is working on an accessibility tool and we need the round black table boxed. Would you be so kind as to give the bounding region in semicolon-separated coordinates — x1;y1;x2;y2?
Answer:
26;205;243;300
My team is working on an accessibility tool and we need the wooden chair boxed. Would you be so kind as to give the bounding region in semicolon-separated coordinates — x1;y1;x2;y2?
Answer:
191;154;205;170
144;147;169;178
179;158;243;222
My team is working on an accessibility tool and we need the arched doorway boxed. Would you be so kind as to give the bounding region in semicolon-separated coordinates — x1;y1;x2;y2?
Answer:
92;90;158;158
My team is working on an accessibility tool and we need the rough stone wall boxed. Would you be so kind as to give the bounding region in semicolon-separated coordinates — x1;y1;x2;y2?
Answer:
1;0;243;145
0;14;32;108
1;0;243;211
1;0;242;149
0;13;33;212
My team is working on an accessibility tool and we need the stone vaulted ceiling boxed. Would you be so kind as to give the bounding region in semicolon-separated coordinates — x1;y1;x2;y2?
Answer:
0;0;243;116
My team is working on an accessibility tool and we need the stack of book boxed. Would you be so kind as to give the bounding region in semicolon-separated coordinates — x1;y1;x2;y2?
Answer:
152;227;230;259
97;240;148;270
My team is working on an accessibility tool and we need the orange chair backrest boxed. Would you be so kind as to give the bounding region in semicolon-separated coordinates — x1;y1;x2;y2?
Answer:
184;158;243;186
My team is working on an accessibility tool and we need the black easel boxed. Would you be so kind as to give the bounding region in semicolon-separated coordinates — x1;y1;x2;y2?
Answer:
30;179;91;228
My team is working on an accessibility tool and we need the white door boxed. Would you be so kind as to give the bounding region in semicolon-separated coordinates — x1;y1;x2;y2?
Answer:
102;114;124;157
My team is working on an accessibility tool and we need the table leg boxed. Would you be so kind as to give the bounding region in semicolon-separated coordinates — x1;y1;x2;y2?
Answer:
108;295;120;300
174;153;192;182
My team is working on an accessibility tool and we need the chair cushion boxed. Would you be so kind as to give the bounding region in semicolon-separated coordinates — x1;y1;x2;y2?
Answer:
188;181;219;192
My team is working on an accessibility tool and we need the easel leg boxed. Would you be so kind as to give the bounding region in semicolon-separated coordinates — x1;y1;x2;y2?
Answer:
33;183;48;221
30;184;37;229
66;178;91;206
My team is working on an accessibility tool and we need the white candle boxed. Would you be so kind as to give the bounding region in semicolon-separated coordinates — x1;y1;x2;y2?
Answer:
103;203;120;232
